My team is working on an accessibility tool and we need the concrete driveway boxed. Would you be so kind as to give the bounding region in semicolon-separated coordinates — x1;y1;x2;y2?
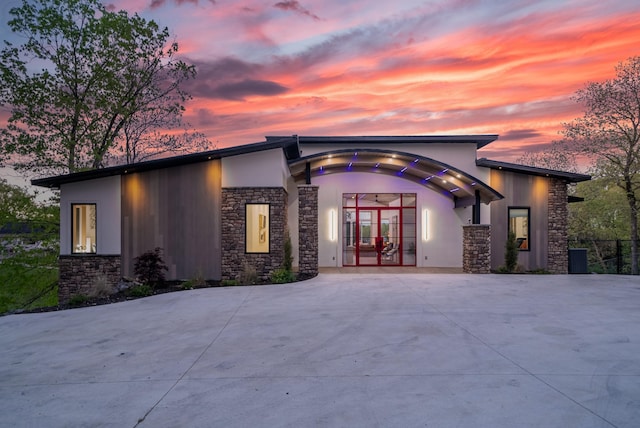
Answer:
1;273;639;427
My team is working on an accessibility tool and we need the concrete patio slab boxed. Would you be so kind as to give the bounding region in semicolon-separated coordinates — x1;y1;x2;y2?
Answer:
1;273;639;427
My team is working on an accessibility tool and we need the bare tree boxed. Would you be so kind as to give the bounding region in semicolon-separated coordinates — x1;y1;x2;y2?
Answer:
515;140;578;172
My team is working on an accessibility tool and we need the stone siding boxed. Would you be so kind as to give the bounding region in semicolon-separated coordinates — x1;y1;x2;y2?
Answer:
463;225;491;273
298;185;319;278
221;187;287;281
58;255;121;304
548;179;569;274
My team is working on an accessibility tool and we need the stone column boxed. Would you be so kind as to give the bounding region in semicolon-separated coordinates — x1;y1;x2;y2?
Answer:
298;185;319;278
463;225;491;273
221;187;288;282
547;179;569;274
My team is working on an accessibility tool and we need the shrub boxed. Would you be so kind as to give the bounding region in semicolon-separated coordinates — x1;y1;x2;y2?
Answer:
270;268;296;284
128;284;153;298
237;262;258;285
87;275;113;299
134;247;168;289
505;231;518;273
182;272;207;290
283;232;293;271
68;294;88;307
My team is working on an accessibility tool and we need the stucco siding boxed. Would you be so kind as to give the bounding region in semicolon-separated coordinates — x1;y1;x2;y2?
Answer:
59;175;121;255
312;172;468;268
221;148;289;188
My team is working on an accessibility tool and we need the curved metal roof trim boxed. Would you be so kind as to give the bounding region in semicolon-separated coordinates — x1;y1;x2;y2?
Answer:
288;148;503;204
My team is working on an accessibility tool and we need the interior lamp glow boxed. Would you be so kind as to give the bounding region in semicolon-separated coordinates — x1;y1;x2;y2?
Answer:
329;209;337;241
422;208;430;242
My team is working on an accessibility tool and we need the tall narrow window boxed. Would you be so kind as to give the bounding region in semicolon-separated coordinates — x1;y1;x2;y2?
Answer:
246;203;270;253
72;204;97;254
508;207;530;251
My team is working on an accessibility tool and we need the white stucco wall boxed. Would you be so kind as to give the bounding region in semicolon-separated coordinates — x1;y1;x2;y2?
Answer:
222;148;289;188
312;172;470;268
59;175;121;255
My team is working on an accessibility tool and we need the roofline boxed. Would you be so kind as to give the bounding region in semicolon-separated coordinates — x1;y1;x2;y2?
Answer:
267;134;499;149
288;148;504;203
31;138;300;188
476;158;591;183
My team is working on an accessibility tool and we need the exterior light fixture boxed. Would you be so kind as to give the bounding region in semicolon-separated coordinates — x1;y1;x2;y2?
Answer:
329;209;337;242
422;208;430;242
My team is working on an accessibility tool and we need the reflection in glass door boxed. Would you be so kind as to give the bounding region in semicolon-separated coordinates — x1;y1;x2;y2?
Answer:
342;193;416;266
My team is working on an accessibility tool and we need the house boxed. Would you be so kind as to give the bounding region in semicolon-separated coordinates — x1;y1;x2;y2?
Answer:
32;135;590;303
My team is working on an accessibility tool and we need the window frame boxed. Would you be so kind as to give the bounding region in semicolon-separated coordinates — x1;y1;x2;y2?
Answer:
245;203;270;254
508;206;530;252
71;203;97;254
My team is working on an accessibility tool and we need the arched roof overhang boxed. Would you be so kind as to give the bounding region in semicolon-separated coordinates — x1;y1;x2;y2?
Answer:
288;149;503;207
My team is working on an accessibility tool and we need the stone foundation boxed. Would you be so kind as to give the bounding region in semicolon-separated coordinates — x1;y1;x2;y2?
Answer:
221;187;288;282
463;225;491;273
548;179;569;274
58;255;121;304
298;185;319;278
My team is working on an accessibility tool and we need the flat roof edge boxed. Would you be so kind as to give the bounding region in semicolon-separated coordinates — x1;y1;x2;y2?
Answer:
477;158;591;182
267;134;498;149
31;139;299;188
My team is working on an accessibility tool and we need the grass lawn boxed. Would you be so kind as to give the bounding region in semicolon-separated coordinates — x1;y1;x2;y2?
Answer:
0;249;58;314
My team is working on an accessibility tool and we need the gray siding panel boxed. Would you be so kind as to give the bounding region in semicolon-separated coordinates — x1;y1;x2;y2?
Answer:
121;160;222;280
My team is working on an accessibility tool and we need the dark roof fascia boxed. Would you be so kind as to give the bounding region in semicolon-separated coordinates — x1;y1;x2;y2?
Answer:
31;138;299;188
476;158;591;183
267;135;499;149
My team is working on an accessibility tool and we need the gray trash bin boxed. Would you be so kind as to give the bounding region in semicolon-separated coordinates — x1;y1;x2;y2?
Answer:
568;248;588;274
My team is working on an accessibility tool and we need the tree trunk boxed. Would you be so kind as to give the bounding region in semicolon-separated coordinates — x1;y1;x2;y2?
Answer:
625;180;639;275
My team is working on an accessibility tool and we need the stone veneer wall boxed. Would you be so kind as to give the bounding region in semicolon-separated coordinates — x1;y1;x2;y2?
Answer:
463;225;491;273
221;187;287;281
58;255;121;304
547;178;569;274
298;185;319;278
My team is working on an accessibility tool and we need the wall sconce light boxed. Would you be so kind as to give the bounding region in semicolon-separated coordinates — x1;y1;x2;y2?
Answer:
422;208;430;242
329;209;337;242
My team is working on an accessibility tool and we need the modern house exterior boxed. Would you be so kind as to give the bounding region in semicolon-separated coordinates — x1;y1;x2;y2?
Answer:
32;135;590;303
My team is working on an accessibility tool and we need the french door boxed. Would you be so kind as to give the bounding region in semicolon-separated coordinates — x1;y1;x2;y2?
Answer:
342;193;416;266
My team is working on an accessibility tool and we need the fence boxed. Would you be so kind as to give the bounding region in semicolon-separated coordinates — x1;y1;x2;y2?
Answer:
568;239;635;274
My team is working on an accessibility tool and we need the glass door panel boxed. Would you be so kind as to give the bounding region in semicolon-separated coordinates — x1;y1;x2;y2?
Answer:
402;208;416;265
341;193;416;267
358;210;379;265
342;208;356;266
381;209;400;265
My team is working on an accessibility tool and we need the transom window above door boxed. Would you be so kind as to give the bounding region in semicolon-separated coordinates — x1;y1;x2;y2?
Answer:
342;193;416;207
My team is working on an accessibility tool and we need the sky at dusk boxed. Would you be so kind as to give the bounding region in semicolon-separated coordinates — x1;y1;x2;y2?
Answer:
2;0;640;162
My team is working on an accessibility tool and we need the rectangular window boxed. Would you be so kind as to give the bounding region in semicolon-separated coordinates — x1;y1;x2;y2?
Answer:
509;207;530;251
72;204;97;254
246;203;270;253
